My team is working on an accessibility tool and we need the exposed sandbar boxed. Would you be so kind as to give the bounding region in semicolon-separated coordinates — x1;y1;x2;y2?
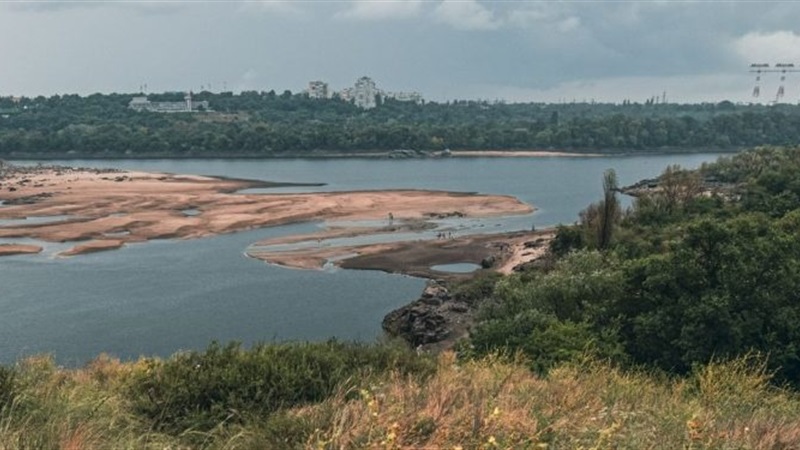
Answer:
0;243;43;256
249;229;554;279
0;166;534;257
450;150;603;158
58;239;125;257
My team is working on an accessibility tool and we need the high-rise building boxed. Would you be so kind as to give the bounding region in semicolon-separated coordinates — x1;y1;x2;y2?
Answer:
306;81;329;99
352;76;379;109
332;77;424;109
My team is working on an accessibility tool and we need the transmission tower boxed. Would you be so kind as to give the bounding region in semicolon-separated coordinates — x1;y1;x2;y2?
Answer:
749;63;800;103
775;63;796;102
749;63;769;98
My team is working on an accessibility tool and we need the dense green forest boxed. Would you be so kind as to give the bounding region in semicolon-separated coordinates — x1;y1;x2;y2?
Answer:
465;145;800;386
2;91;800;157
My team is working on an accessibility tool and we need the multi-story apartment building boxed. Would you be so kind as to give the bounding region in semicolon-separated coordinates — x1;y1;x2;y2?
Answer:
306;81;329;99
128;92;209;113
309;77;424;109
352;76;379;109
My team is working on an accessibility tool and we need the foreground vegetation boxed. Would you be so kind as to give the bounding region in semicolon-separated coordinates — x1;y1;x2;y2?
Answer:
3;348;800;449
5;145;800;447
2;92;800;157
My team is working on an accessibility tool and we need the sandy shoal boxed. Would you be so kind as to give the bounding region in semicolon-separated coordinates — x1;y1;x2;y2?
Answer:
249;228;554;279
450;150;603;158
0;167;533;257
0;243;43;256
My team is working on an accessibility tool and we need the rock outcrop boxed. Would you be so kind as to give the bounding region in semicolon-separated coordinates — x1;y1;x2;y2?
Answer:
382;281;472;349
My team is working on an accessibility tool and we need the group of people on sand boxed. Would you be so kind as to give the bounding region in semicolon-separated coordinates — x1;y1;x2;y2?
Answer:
436;231;455;240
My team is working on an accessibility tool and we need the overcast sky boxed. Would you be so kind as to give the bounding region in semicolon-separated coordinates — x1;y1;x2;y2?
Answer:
1;0;800;103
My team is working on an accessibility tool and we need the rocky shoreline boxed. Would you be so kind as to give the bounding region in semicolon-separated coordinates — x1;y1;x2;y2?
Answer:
382;280;472;351
381;231;554;351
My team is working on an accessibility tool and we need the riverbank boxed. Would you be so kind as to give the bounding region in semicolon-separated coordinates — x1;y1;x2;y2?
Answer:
449;150;603;158
244;214;555;352
2;147;740;161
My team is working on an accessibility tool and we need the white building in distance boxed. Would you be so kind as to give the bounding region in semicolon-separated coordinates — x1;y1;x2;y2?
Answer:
352;76;379;109
311;77;424;109
128;92;209;113
384;91;423;104
305;81;329;99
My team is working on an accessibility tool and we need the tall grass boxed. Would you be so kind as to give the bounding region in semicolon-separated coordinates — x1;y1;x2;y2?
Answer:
298;353;800;449
0;348;799;449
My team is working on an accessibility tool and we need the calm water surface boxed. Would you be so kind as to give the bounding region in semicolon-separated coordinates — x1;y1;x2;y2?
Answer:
2;154;725;365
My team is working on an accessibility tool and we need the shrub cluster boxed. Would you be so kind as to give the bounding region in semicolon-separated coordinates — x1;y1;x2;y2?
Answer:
124;340;435;434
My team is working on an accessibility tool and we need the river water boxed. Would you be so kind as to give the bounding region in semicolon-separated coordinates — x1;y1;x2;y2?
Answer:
1;153;725;365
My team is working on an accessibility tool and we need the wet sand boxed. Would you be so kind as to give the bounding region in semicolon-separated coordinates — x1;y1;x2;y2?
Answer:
249;228;554;279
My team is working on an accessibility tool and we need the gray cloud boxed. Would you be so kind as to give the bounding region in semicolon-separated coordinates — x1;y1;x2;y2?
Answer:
1;1;799;102
2;0;192;15
334;0;423;21
432;0;500;31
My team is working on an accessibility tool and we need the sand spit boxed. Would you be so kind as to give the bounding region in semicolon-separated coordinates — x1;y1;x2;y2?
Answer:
0;166;534;259
58;239;125;257
0;243;43;256
249;228;554;279
450;150;603;158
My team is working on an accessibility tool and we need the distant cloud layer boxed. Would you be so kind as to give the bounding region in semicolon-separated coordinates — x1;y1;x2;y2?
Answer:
335;0;423;21
433;0;500;31
1;1;800;103
734;31;800;65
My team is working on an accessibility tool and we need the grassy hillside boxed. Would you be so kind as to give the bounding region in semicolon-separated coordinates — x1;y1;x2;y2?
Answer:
1;349;799;449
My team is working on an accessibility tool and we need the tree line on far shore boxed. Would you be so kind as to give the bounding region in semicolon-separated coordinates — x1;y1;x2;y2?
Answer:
1;91;800;156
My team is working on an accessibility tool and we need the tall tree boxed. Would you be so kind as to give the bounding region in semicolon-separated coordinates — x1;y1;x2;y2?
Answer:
599;169;619;249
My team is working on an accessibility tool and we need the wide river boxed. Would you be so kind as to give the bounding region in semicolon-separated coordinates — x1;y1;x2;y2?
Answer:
1;153;725;365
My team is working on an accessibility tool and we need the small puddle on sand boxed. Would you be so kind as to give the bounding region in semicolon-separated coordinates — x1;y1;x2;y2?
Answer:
0;215;75;227
103;230;131;238
181;208;201;217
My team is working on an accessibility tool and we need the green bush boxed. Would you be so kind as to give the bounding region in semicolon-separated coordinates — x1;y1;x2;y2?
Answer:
451;271;502;306
124;340;434;434
469;310;624;374
549;224;584;257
